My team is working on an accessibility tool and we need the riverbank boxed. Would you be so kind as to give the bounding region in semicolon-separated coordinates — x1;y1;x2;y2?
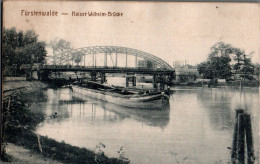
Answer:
3;80;49;97
5;130;126;164
1;81;129;164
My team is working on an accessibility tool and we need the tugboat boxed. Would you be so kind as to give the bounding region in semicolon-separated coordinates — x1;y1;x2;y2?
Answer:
71;81;170;109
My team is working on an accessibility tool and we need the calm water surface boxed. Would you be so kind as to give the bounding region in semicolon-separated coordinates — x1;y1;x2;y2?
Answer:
28;80;259;164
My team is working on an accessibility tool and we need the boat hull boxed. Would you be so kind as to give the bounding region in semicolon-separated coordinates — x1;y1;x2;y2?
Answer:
72;85;169;109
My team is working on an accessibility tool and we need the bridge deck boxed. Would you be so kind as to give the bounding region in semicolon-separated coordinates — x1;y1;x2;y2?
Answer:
41;65;174;75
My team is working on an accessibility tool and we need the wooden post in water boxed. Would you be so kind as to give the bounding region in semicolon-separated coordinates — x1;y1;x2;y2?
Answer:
237;113;245;164
244;114;255;164
232;109;244;159
231;109;255;164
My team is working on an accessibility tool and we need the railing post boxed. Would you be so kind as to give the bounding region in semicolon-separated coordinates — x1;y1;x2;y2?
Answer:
92;53;94;67
126;53;128;68
135;54;137;67
84;54;85;67
94;53;96;67
104;52;107;67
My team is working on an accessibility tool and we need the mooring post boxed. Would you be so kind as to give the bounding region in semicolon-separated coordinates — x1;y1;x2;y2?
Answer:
244;114;255;164
231;109;244;159
237;113;245;164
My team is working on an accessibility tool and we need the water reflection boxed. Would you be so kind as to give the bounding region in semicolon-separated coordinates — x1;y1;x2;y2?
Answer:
197;88;259;131
72;92;170;128
34;88;170;129
197;88;233;131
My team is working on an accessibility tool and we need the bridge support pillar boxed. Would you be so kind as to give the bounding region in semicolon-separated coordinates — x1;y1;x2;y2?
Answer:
100;73;106;84
159;75;165;90
126;77;129;87
160;81;165;90
132;76;136;86
91;72;97;81
126;75;136;87
153;75;158;89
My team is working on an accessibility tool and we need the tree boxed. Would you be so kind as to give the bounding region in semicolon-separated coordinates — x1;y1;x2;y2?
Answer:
232;48;255;80
199;42;233;80
48;39;71;65
146;60;154;69
198;42;255;81
2;28;18;66
208;42;233;59
23;30;38;45
2;28;47;75
71;51;84;65
210;55;232;79
240;54;254;80
48;39;71;55
197;61;213;79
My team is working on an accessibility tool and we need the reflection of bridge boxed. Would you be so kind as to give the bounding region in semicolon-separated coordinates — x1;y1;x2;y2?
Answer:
39;46;174;88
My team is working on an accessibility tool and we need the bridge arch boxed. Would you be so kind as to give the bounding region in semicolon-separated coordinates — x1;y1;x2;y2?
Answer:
47;46;172;69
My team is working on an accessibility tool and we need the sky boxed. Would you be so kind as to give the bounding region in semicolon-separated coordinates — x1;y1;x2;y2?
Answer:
3;1;260;66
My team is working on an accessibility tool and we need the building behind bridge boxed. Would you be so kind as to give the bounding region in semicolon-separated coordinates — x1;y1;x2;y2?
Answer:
172;60;199;85
138;59;156;69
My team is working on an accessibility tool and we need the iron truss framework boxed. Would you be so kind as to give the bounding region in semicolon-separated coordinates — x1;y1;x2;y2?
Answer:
46;46;172;70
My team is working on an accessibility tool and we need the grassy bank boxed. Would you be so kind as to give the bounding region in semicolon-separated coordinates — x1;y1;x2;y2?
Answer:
3;80;49;97
1;95;128;164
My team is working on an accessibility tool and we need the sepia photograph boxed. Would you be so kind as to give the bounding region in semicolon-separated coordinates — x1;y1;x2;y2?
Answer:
1;1;259;164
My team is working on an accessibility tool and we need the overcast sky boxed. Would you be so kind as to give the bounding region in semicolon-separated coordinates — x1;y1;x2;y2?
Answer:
3;1;260;66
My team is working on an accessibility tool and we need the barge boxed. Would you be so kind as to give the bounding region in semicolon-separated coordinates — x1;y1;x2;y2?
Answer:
71;81;170;109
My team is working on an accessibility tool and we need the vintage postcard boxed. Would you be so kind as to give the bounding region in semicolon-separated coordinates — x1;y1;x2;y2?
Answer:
1;1;259;164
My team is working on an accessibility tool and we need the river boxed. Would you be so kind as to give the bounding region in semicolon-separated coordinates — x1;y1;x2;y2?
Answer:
25;78;259;164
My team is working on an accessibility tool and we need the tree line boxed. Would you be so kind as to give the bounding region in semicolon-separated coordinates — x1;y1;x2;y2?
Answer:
197;42;257;81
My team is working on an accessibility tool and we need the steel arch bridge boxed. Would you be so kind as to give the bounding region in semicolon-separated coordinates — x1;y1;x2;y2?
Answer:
45;46;172;70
